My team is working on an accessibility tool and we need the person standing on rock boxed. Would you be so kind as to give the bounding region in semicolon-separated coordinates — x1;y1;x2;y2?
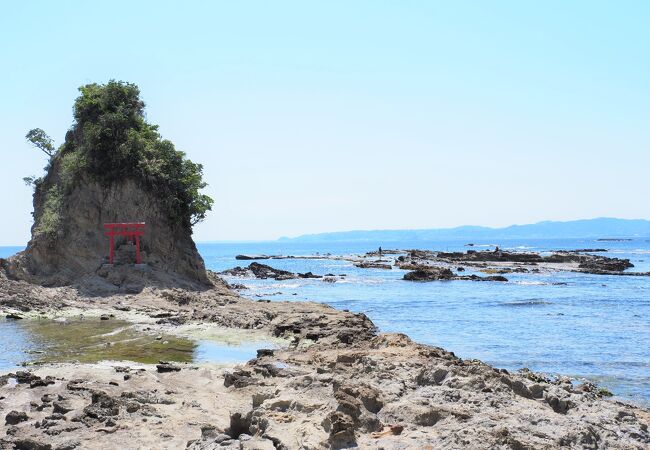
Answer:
378;246;383;258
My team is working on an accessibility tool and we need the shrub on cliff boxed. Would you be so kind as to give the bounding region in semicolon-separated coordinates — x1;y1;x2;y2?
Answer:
28;80;213;235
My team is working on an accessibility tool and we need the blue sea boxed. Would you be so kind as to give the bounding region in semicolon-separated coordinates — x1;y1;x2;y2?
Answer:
2;238;649;406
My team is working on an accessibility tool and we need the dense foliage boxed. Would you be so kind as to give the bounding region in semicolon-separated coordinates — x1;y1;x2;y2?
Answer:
32;80;213;231
26;128;56;158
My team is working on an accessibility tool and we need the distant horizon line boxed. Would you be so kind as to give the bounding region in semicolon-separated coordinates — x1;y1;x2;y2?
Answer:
1;217;649;247
281;216;645;235
200;216;650;243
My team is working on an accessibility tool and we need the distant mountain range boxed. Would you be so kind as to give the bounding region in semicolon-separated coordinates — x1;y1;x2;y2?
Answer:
278;218;650;243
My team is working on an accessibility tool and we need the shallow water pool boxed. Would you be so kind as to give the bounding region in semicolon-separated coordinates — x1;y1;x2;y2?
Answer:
0;317;276;368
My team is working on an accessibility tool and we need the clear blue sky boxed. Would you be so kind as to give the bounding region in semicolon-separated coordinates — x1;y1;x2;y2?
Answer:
1;1;648;244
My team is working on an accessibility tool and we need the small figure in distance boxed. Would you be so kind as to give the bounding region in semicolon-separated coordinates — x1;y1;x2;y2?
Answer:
378;246;383;258
494;246;500;253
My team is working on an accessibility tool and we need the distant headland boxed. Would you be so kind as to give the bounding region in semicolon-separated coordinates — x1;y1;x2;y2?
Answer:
279;218;650;243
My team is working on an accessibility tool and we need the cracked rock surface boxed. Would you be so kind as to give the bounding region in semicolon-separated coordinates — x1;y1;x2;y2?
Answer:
1;271;649;449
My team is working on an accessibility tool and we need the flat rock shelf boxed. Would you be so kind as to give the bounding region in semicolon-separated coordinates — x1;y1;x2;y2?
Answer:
0;269;648;449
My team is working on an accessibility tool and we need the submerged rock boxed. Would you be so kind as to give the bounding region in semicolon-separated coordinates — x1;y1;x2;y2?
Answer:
220;262;300;280
455;274;509;282
401;264;509;282
354;261;392;270
403;267;454;281
437;250;544;263
435;249;634;274
235;254;272;260
578;257;634;272
297;271;322;278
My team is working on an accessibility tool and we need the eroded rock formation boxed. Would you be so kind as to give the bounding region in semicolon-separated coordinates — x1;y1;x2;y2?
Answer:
7;176;208;290
4;81;212;292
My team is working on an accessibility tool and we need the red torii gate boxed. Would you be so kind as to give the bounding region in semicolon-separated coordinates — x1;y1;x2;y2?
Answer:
104;223;145;264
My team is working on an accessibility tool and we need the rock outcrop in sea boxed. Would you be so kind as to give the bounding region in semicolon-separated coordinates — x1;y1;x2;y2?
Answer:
4;81;212;292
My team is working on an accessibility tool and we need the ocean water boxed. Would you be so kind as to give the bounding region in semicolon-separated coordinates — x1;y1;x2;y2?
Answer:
198;238;650;406
2;238;649;406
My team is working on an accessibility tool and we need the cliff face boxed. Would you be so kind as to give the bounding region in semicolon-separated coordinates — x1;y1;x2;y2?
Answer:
8;167;209;291
7;148;210;292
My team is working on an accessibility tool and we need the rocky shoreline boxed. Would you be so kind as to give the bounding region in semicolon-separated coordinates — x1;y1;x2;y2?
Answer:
5;80;647;449
219;248;648;286
1;270;649;449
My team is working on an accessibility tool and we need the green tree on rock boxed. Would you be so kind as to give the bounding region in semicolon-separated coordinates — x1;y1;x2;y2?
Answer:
30;80;213;233
26;128;56;158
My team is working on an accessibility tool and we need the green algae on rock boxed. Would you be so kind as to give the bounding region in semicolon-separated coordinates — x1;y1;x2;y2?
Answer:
14;318;196;365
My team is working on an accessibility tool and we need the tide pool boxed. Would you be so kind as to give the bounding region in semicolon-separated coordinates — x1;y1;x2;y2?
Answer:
0;317;276;368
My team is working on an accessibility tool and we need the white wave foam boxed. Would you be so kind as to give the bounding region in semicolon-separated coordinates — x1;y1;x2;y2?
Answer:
334;278;385;285
269;282;303;289
610;249;650;255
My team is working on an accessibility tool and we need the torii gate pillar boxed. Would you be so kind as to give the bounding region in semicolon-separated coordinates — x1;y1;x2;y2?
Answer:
103;223;146;264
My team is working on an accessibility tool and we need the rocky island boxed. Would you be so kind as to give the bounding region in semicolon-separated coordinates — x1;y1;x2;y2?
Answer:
1;82;649;449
